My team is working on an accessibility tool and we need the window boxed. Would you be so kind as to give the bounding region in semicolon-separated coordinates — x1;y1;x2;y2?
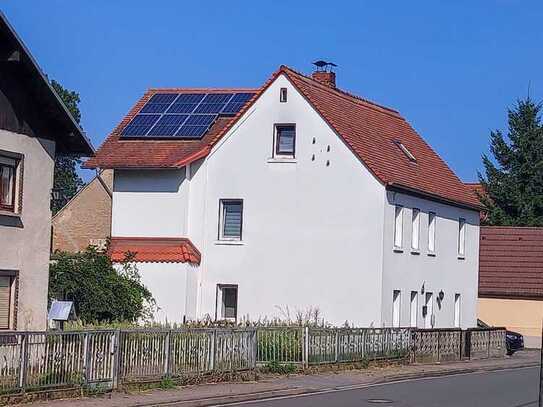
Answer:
458;218;466;257
411;208;420;251
428;212;436;253
280;87;288;102
219;200;243;240
394;205;403;249
454;294;461;328
424;292;433;329
0;156;17;212
410;291;418;327
392;290;401;328
217;284;238;320
0;276;12;330
274;124;296;157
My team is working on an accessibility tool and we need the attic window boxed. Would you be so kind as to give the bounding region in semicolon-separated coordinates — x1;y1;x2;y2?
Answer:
394;140;416;163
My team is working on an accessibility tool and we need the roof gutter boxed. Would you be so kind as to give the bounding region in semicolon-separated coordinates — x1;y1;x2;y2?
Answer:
386;182;483;212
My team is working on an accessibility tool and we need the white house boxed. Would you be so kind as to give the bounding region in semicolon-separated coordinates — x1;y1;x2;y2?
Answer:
85;65;481;328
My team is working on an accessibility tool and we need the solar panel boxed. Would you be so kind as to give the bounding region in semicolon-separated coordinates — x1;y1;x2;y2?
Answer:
121;114;161;136
194;93;233;114
222;93;255;114
147;114;189;137
176;114;217;138
140;93;179;114
167;93;205;114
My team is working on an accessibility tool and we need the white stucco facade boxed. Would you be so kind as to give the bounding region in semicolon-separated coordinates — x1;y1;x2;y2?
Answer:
111;74;480;327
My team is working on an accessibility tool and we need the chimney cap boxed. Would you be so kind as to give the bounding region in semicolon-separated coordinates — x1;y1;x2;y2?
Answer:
312;60;337;72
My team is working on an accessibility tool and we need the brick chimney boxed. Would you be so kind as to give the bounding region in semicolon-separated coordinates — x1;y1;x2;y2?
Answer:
312;70;336;88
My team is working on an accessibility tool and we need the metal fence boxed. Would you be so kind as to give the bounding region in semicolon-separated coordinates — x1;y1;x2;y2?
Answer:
0;326;506;394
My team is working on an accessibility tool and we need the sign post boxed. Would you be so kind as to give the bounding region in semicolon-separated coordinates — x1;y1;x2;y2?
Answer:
539;320;543;407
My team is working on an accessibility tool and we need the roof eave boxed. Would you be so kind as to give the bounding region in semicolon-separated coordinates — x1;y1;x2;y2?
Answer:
0;12;94;156
386;182;483;212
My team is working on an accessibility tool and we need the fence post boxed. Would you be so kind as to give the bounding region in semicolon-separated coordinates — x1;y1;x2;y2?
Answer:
335;329;339;363
303;327;309;369
437;331;441;362
18;333;27;390
164;330;171;377
112;330;121;390
487;330;491;359
211;329;217;371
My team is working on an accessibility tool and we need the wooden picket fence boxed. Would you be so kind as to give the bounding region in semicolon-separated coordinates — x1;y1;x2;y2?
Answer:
0;326;506;394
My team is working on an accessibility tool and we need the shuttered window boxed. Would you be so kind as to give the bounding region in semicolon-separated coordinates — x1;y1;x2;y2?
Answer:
0;277;11;330
275;125;296;157
219;200;243;240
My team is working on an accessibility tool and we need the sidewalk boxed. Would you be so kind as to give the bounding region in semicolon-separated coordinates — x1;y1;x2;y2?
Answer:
32;350;540;407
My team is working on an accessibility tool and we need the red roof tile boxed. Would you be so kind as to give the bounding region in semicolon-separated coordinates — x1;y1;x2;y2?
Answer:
109;237;201;264
479;227;543;299
85;66;479;209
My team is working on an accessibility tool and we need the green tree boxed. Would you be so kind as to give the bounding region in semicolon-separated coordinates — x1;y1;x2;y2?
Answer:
479;98;543;226
49;248;155;323
50;80;85;214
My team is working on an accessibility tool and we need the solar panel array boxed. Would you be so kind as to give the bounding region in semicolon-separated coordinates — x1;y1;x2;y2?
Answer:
120;92;255;139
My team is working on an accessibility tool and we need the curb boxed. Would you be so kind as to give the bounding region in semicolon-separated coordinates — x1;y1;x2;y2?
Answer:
134;362;540;407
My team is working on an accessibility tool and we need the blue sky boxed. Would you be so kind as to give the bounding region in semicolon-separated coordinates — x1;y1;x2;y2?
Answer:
3;1;542;182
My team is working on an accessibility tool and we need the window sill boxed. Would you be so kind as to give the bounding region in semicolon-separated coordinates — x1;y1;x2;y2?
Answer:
392;247;404;253
457;255;466;260
427;252;436;257
214;240;245;246
410;249;420;255
0;210;20;218
267;157;297;164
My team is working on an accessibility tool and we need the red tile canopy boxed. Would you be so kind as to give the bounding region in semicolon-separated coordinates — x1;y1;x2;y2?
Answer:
108;237;201;265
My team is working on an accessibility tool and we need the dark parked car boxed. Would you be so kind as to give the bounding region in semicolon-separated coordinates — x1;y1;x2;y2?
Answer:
477;319;524;355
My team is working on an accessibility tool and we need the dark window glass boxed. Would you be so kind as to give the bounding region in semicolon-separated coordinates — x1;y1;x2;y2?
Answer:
222;286;238;319
275;125;296;156
221;200;243;239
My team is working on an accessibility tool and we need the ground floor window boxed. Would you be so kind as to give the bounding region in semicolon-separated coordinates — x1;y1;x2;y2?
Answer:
454;293;461;328
392;290;401;328
216;284;238;321
0;274;14;330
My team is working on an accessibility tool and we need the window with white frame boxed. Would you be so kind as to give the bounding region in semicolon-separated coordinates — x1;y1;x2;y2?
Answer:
280;87;288;103
274;124;296;157
219;200;243;240
0;155;18;212
216;284;238;320
410;291;418;327
454;293;461;328
392;290;401;328
411;208;420;251
394;205;403;249
458;218;466;257
428;212;436;253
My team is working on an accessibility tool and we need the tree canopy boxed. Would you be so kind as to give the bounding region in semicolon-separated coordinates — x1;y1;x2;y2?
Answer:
50;80;85;214
49;248;155;323
479;98;543;226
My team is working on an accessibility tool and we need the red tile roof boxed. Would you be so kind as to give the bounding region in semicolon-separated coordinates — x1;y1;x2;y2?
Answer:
479;227;543;299
108;237;201;264
85;66;479;209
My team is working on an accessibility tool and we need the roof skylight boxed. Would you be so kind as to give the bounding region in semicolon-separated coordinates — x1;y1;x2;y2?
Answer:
394;140;417;163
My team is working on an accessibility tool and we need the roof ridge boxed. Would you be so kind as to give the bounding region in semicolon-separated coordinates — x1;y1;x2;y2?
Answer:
279;65;401;117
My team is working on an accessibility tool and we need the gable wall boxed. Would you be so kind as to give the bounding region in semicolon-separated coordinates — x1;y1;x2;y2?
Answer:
189;74;386;325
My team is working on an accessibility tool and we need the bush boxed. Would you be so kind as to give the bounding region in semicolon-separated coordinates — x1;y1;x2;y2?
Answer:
49;248;155;323
262;360;297;374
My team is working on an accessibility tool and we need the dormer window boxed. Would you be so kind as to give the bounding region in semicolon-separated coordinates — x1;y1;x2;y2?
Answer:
394;140;416;163
274;124;296;158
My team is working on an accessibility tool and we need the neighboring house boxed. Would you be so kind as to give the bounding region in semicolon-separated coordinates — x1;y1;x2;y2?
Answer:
0;13;94;330
478;226;543;348
85;65;480;327
52;170;113;253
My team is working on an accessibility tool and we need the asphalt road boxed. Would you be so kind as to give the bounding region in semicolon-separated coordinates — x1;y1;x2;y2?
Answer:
216;366;540;407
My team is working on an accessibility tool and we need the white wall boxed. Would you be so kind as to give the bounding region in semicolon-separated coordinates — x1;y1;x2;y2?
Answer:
381;190;480;329
112;169;188;237
133;261;199;323
190;74;386;326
